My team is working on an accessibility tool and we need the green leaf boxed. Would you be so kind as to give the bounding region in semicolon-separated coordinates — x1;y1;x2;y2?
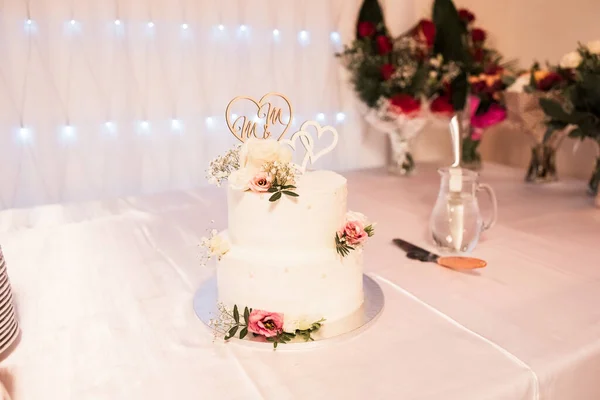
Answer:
225;325;238;340
233;305;239;323
244;307;250;324
267;187;278;193
432;0;469;64
273;341;278;349
281;184;296;190
539;98;572;123
239;327;248;340
282;191;299;197
269;192;282;202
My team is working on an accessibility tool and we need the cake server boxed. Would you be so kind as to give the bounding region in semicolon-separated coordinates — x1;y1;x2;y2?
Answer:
392;238;486;270
448;115;464;252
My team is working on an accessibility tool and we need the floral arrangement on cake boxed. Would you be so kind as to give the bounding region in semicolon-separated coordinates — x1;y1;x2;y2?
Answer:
540;41;600;195
335;211;376;257
207;138;300;201
199;228;230;264
336;11;459;175
209;304;325;348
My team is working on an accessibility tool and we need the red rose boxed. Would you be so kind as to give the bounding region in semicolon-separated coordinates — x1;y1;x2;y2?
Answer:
485;64;504;75
415;19;436;48
376;35;393;55
358;21;376;37
381;63;396;80
472;47;485;62
430;95;454;115
471;80;487;94
537;72;563;91
390;94;421;115
458;9;475;23
471;28;487;43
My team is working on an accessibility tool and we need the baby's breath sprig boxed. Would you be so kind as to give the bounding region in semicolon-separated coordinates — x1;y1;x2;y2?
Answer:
206;145;241;186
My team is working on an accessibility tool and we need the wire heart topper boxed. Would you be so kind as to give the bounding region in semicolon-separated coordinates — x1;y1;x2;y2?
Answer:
283;121;339;173
225;92;293;142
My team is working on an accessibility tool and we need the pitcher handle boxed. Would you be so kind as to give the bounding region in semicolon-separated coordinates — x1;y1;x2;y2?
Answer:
477;183;497;231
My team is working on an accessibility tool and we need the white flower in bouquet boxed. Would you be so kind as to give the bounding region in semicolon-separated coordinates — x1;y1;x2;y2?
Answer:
506;74;531;93
560;51;583;69
586;40;600;54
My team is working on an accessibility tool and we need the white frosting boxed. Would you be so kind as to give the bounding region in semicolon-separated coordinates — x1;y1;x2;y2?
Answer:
217;240;363;322
227;170;347;251
217;169;364;324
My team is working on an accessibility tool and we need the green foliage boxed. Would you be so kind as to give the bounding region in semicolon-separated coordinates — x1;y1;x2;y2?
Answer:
295;319;326;342
356;0;386;39
268;180;298;202
335;233;355;257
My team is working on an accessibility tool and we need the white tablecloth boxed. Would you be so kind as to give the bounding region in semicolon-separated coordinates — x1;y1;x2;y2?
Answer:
0;164;599;399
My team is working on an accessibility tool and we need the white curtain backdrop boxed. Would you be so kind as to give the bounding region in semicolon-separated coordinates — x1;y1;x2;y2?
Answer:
0;0;416;209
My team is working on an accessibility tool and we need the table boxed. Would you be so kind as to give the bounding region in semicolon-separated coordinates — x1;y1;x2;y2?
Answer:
0;164;599;399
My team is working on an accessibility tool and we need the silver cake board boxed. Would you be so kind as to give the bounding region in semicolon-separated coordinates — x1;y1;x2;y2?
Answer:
193;274;384;350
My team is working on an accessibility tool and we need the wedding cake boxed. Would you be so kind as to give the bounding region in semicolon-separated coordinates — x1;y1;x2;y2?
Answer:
202;94;375;346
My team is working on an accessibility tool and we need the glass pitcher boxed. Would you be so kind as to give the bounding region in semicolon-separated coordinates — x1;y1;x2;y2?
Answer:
429;168;497;253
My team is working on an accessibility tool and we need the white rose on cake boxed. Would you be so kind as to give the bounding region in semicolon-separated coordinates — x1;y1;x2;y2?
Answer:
283;315;319;332
228;168;254;191
587;40;600;54
560;51;582;69
200;230;231;261
240;138;292;173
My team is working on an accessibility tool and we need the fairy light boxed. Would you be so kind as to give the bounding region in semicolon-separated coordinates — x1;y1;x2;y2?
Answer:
316;113;325;121
171;119;182;131
336;112;345;122
114;19;121;26
181;23;189;30
272;29;280;38
18;127;31;143
147;21;154;28
218;24;224;31
298;30;309;45
330;32;340;43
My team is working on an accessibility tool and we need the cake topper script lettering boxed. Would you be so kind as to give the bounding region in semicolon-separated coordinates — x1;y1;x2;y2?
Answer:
225;92;293;142
224;92;339;172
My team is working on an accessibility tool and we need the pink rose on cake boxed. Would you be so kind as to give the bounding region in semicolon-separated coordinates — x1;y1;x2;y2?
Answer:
335;211;375;257
248;171;273;193
239;138;292;174
248;309;284;338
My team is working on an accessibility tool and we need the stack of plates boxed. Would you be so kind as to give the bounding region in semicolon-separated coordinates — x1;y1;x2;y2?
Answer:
0;248;19;355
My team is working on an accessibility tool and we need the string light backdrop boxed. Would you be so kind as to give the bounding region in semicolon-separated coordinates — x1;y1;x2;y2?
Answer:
0;0;397;208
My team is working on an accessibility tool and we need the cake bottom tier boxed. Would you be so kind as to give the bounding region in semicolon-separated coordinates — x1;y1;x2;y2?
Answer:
216;245;364;325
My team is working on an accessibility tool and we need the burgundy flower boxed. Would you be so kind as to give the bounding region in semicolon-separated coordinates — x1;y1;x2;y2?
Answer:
537;72;563;91
358;21;376;38
471;28;487;43
458;8;475;23
376;35;393;55
472;47;485;62
471;80;488;94
430;95;454;115
390;94;421;116
380;63;396;80
485;64;504;75
415;19;436;48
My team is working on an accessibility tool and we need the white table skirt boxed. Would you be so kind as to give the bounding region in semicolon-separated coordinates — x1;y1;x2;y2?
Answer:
0;164;599;399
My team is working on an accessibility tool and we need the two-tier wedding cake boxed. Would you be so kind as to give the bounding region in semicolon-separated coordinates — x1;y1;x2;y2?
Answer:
201;93;375;347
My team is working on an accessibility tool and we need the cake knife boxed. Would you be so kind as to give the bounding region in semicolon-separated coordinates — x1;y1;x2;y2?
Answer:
392;238;486;270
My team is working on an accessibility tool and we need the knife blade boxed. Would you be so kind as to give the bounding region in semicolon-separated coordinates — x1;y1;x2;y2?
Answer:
392;238;487;270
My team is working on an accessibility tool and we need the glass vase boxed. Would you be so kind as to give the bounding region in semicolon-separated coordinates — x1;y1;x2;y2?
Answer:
525;144;558;183
588;157;600;196
387;131;415;176
386;118;426;177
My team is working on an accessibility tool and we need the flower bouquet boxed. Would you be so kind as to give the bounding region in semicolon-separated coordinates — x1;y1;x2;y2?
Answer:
428;6;514;170
337;16;457;175
505;64;574;182
540;41;600;197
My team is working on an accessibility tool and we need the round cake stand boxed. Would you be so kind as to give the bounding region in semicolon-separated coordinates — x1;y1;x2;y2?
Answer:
193;274;384;350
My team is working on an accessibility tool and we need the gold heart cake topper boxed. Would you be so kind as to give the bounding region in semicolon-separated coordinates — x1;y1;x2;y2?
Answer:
225;92;293;142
